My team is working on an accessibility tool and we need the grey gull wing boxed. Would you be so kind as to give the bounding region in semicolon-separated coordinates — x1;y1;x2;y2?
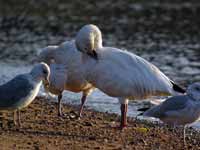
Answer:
0;74;34;109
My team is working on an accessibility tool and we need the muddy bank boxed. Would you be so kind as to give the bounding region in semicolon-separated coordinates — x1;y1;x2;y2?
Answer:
0;97;199;150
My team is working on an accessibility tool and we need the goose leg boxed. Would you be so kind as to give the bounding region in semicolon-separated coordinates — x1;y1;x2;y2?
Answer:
120;104;128;129
58;94;63;117
78;93;87;117
119;98;129;129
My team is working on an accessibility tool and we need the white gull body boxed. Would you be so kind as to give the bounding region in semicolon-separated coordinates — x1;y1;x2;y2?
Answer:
39;41;94;117
0;63;50;126
75;24;185;128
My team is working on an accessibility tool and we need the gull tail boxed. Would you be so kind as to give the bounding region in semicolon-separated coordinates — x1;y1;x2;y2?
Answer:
136;107;151;116
137;107;150;112
170;80;186;94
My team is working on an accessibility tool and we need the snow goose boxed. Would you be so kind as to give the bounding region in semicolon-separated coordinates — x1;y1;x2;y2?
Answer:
75;24;185;129
0;63;50;126
38;41;94;117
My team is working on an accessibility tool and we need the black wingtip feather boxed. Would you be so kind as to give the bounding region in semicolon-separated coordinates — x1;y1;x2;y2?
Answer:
170;81;186;93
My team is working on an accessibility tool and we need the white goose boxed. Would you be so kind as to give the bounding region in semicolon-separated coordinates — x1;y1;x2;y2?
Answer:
38;41;94;117
75;24;185;128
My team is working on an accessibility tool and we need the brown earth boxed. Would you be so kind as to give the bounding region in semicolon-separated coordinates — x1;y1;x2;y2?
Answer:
0;97;199;150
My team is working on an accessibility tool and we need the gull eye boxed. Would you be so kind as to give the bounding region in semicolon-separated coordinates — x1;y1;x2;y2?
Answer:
195;86;200;91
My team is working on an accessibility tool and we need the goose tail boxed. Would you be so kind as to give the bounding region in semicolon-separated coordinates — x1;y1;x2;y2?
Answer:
170;80;186;94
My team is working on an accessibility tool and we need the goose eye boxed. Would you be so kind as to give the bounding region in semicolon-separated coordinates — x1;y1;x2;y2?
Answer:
43;70;48;74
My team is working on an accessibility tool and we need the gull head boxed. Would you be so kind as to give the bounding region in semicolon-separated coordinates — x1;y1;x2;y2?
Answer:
31;62;50;84
38;46;58;65
75;24;102;60
187;82;200;101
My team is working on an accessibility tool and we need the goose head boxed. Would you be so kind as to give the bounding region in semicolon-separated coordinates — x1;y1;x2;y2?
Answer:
75;24;102;60
187;82;200;101
38;46;58;65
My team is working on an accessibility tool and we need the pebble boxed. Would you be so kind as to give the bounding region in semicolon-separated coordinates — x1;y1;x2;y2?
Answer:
181;67;200;75
84;121;93;127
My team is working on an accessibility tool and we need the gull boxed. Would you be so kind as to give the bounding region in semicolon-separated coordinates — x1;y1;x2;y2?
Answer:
75;24;185;129
143;82;200;144
0;62;50;126
38;41;94;117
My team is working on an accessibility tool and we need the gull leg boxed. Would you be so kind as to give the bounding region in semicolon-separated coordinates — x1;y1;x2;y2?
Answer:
183;125;186;146
13;111;17;126
58;93;63;117
1;112;5;128
78;93;87;118
17;110;21;127
172;123;176;133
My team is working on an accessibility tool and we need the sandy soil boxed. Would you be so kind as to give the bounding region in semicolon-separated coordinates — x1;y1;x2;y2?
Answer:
0;97;199;150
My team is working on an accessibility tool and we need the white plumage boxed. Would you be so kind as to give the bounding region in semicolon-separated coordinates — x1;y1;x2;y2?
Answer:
84;48;176;98
38;41;95;117
43;63;68;116
43;64;68;95
75;24;185;128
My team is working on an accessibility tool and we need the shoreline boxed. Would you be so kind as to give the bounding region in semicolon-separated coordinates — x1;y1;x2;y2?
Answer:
0;97;199;149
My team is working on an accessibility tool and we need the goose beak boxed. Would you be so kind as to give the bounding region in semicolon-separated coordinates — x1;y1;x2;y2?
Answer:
87;50;98;60
77;47;98;60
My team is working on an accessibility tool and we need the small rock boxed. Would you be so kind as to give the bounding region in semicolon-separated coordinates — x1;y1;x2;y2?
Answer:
69;114;76;119
84;121;93;127
104;138;108;143
181;67;200;75
88;136;96;140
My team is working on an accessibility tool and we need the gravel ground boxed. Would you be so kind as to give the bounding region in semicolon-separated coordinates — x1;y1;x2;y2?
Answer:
0;97;200;150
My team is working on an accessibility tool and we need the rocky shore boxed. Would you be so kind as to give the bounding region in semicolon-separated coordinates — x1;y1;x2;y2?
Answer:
0;97;199;150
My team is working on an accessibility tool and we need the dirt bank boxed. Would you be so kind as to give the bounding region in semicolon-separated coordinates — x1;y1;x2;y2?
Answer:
0;97;199;150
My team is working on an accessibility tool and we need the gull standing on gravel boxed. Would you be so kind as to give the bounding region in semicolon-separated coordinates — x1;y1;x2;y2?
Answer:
75;24;185;129
0;62;50;126
38;42;94;117
143;82;200;144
